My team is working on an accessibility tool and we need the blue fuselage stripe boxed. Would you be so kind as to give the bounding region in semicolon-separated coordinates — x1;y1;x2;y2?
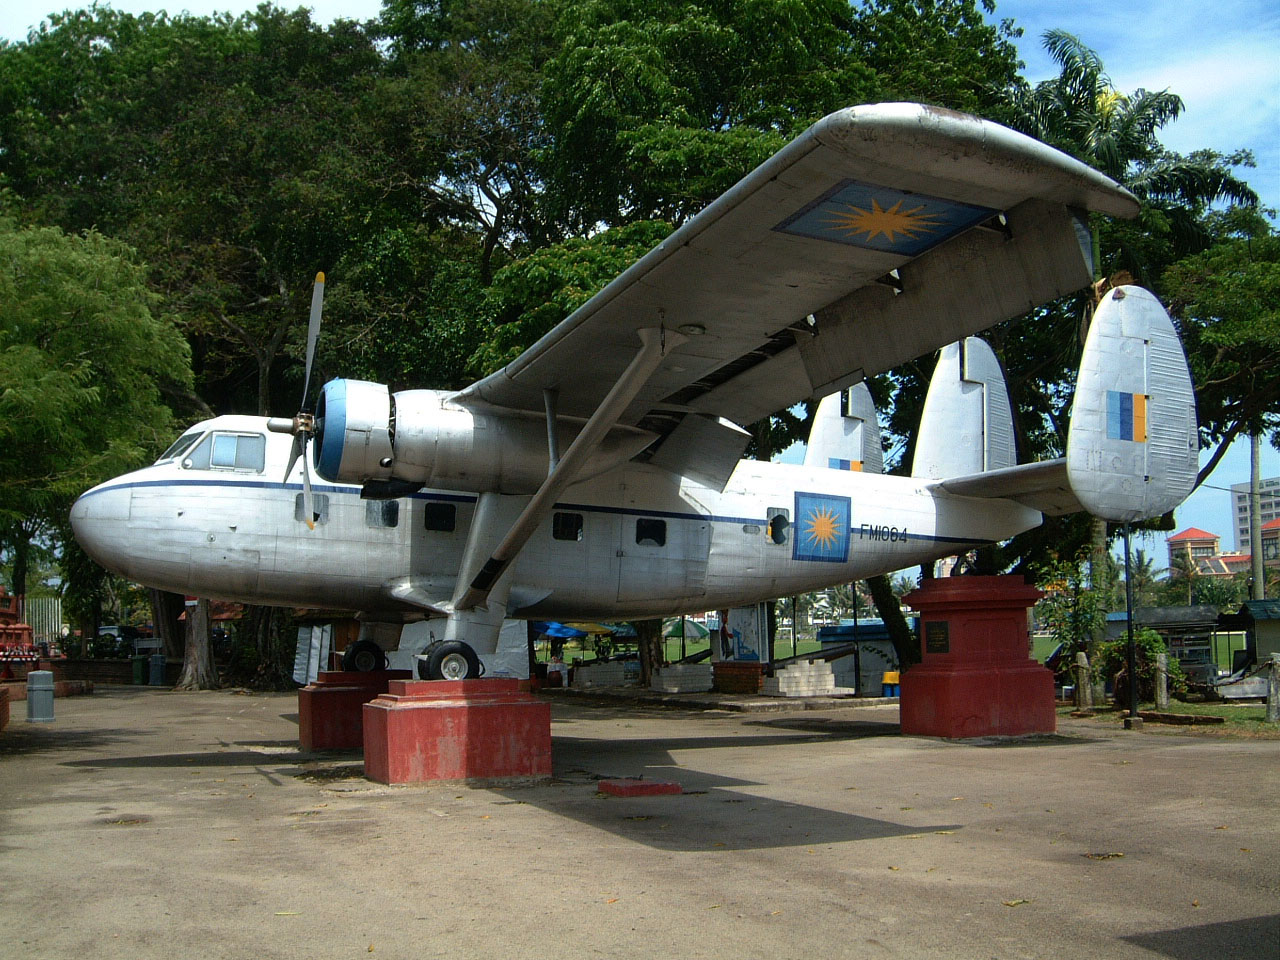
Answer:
79;476;990;547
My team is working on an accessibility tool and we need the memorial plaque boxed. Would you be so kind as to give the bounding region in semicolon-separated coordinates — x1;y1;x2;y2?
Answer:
925;620;950;654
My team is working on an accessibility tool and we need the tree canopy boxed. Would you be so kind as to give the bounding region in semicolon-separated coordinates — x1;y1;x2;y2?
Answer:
0;2;1270;639
0;216;193;595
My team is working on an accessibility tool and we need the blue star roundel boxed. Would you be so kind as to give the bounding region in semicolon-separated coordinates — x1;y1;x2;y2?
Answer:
793;492;851;563
774;180;996;256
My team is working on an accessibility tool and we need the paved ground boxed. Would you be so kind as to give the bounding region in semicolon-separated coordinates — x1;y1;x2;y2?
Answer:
1;687;1277;960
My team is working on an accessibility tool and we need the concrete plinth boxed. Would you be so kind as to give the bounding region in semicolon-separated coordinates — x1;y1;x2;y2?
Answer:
363;678;552;784
298;670;412;751
900;575;1055;739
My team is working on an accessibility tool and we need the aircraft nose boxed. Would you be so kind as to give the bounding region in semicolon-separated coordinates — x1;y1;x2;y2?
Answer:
69;482;132;573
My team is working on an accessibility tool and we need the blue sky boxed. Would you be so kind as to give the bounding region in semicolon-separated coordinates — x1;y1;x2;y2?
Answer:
3;0;1277;548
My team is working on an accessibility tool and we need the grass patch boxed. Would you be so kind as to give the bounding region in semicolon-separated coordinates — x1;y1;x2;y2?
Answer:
1063;700;1279;738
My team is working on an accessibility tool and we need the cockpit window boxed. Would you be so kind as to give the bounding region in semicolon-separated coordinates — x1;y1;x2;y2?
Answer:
157;430;203;463
182;433;266;473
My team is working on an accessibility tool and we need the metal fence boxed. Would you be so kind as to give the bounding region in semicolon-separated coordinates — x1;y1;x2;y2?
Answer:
25;596;65;645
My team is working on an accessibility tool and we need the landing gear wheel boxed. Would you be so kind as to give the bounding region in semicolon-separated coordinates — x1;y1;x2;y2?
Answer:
341;639;387;673
417;640;481;680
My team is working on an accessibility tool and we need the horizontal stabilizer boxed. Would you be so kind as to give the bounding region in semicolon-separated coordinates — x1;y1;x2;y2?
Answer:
804;384;883;474
937;459;1082;516
1066;286;1197;522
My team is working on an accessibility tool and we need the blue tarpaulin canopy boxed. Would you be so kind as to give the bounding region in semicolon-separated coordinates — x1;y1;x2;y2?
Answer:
533;621;588;638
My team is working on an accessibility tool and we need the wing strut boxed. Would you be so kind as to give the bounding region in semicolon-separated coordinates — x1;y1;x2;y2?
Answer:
454;327;682;611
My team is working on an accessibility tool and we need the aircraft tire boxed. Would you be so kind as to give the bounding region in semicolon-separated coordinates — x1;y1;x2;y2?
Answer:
341;639;387;673
420;640;480;681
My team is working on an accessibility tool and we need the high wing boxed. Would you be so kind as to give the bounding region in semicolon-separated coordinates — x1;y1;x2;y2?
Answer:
457;102;1137;441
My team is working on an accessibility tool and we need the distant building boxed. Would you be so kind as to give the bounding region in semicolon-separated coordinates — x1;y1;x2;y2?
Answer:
1167;527;1220;570
1167;519;1280;584
1231;475;1280;553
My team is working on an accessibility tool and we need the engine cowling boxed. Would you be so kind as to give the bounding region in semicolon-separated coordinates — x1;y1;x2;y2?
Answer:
313;379;394;483
313;379;657;492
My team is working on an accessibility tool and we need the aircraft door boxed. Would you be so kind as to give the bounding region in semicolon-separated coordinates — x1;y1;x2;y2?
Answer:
617;514;710;603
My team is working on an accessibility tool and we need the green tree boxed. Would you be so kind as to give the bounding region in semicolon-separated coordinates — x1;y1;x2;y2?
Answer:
0;218;193;607
1161;211;1280;482
1006;30;1257;285
1123;547;1164;609
849;0;1022;114
1035;558;1106;660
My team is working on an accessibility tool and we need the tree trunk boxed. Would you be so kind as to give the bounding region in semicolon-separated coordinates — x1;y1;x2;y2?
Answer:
149;589;186;660
175;598;219;690
241;604;297;689
1087;516;1109;659
867;574;919;667
635;618;663;687
11;534;29;601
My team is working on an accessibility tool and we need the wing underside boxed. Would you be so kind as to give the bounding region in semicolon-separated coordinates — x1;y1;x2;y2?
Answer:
458;103;1137;440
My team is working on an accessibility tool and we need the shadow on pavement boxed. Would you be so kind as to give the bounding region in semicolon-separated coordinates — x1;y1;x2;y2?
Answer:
1122;914;1280;960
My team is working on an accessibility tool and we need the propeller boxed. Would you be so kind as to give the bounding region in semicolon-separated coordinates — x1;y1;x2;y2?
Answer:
267;272;325;530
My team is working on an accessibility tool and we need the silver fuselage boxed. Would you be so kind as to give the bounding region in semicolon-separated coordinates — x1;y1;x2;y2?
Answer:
71;416;1041;619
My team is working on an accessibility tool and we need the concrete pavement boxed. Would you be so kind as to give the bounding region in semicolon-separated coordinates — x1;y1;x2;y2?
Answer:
1;686;1276;959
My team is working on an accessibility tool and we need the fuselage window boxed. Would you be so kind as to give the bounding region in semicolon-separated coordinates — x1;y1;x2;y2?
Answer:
183;433;265;473
423;501;456;532
295;492;330;524
635;518;666;547
552;512;584;542
767;507;790;545
366;500;400;528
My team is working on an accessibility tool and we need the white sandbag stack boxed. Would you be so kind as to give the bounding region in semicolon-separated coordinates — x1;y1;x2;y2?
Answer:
763;660;837;697
650;662;713;693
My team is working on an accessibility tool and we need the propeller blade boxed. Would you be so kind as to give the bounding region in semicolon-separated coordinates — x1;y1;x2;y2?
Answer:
301;447;316;531
301;271;325;411
283;431;305;485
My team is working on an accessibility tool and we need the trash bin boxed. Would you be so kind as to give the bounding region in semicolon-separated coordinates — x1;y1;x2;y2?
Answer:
26;670;54;723
149;654;167;686
131;655;148;684
881;671;900;697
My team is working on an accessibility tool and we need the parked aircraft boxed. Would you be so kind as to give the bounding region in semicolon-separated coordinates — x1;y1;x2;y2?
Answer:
70;103;1197;680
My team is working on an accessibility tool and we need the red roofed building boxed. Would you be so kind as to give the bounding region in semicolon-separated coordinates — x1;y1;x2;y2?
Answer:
1263;518;1280;566
1167;528;1220;570
1167;522;1280;581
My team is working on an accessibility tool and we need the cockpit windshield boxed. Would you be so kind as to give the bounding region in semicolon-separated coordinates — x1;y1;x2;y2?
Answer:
157;430;203;463
182;432;267;473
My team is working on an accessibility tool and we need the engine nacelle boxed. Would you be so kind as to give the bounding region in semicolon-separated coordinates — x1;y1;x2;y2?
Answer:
314;379;394;483
313;380;656;493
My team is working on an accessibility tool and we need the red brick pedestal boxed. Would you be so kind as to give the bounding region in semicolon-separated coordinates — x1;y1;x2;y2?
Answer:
363;678;552;784
298;670;412;751
712;661;764;693
900;576;1055;739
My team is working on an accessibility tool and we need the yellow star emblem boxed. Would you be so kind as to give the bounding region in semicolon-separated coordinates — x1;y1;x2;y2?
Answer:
821;197;942;244
804;507;840;550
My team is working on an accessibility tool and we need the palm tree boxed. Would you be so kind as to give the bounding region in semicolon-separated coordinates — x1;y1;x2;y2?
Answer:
1007;30;1257;284
1125;547;1165;608
1006;30;1258;650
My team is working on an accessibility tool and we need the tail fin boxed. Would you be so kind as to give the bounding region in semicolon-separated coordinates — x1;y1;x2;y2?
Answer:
804;383;883;473
1065;285;1197;521
934;286;1197;522
912;337;1015;480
